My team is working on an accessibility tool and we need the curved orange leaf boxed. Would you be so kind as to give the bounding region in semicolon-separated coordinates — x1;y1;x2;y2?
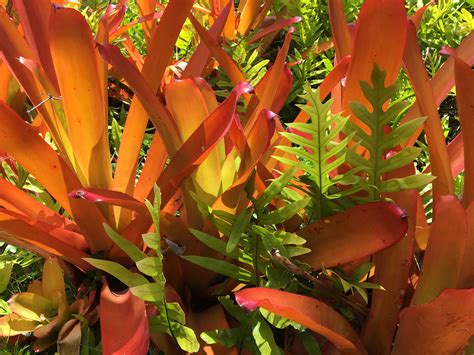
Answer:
402;22;453;198
183;2;232;78
235;287;367;354
0;209;90;269
158;82;253;206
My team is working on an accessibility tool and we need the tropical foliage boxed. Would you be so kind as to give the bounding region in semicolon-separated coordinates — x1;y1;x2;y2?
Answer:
0;0;473;354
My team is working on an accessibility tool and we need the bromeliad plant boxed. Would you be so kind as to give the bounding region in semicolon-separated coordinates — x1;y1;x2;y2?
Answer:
0;0;473;354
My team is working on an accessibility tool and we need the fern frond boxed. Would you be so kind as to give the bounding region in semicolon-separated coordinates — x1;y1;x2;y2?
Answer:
345;65;434;200
275;86;360;219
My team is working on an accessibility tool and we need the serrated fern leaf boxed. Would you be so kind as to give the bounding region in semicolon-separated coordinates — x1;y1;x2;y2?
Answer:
345;65;433;200
275;86;360;219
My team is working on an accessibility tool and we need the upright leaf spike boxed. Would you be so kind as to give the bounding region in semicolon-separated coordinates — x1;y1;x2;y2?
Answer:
345;65;434;201
276;86;361;219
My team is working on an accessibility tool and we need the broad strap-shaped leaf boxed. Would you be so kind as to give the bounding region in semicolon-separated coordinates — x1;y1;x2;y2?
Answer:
361;164;418;354
235;287;367;354
0;209;91;270
158;82;253;207
296;202;408;269
0;85;110;253
99;280;149;355
401;31;474;148
345;65;432;200
411;195;467;305
392;289;474;355
50;7;112;190
342;0;408;122
111;0;194;197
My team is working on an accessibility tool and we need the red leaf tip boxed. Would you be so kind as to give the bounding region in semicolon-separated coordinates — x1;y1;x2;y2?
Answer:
235;292;260;311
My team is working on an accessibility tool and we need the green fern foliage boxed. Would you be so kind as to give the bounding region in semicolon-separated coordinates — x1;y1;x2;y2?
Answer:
345;65;434;201
276;86;361;219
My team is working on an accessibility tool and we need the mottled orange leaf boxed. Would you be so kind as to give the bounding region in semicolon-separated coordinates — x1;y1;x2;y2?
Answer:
50;7;112;190
392;289;474;354
296;202;408;269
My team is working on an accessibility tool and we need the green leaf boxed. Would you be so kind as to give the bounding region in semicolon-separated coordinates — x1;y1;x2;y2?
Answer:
0;262;13;293
129;283;164;302
259;309;305;330
227;208;252;253
201;329;240;348
84;259;148;288
172;322;200;353
380;174;436;193
254;164;300;211
349;262;374;281
274;231;307;246
300;330;321;355
181;256;253;283
162;303;186;324
252;318;283;355
276;86;359;220
189;229;252;265
352;285;369;304
136;257;162;277
103;224;146;263
258;197;310;226
142;232;160;251
145;185;161;235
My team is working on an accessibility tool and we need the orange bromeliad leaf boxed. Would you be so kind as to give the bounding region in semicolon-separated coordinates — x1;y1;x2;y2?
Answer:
13;0;58;91
361;165;418;354
403;22;453;198
392;289;474;355
328;0;352;59
343;0;408;122
164;78;223;207
158;82;254;206
296;202;408;269
235;287;367;354
402;31;474;148
411;195;467;305
112;0;194;197
452;52;474;207
50;7;112;190
183;2;232;78
0;101;111;252
100;280;149;355
0;210;90;269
